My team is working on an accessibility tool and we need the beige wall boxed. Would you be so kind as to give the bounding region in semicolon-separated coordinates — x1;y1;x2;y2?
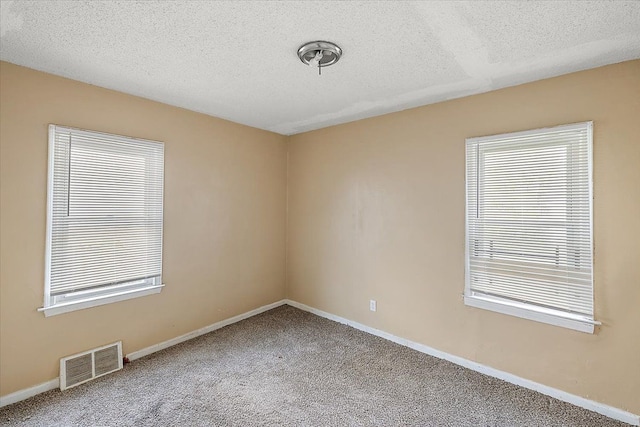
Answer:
2;59;639;414
287;60;640;413
0;62;287;396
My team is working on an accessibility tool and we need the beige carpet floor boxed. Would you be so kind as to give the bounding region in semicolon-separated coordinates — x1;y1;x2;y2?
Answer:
0;305;629;426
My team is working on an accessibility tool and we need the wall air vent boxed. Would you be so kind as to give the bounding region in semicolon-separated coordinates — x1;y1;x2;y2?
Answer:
60;341;123;390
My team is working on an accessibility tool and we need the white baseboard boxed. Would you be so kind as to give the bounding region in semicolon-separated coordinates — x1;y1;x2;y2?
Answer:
126;299;287;361
0;378;59;408
0;299;287;408
284;299;640;426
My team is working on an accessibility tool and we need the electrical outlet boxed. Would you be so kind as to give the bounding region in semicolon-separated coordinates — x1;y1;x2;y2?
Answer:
369;299;377;312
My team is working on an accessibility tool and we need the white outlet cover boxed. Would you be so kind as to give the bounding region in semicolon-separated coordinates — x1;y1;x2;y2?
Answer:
370;300;377;312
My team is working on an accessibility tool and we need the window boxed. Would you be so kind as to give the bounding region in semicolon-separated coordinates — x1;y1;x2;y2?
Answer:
464;122;596;333
41;125;164;317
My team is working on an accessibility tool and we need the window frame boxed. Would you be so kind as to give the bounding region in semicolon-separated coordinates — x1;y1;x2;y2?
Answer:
464;122;597;333
40;125;164;317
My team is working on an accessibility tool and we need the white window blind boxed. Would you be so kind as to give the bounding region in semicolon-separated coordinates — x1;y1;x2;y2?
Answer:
464;122;595;332
43;125;164;315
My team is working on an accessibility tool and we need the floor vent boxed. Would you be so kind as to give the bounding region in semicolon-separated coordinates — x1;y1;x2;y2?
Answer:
60;341;123;390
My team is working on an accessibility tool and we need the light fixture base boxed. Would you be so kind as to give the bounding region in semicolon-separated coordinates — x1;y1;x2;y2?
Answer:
297;41;342;68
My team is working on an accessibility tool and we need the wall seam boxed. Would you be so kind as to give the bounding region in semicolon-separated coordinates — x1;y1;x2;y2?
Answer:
284;137;290;298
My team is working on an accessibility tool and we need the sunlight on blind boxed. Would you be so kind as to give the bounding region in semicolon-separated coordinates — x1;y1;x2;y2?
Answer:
466;122;593;317
47;125;164;299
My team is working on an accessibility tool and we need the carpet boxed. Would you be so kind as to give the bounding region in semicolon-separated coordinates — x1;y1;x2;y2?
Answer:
0;305;629;426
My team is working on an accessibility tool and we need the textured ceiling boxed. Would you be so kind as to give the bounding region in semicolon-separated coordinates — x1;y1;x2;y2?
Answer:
1;1;639;135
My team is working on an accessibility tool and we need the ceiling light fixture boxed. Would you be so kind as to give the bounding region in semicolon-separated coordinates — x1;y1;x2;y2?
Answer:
297;41;342;76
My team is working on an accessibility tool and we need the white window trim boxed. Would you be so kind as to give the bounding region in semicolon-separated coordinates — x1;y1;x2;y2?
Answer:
464;293;597;333
38;284;164;317
41;124;164;317
464;121;598;333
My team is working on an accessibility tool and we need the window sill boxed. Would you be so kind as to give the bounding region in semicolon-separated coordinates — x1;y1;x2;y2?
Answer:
38;284;164;317
464;293;598;333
